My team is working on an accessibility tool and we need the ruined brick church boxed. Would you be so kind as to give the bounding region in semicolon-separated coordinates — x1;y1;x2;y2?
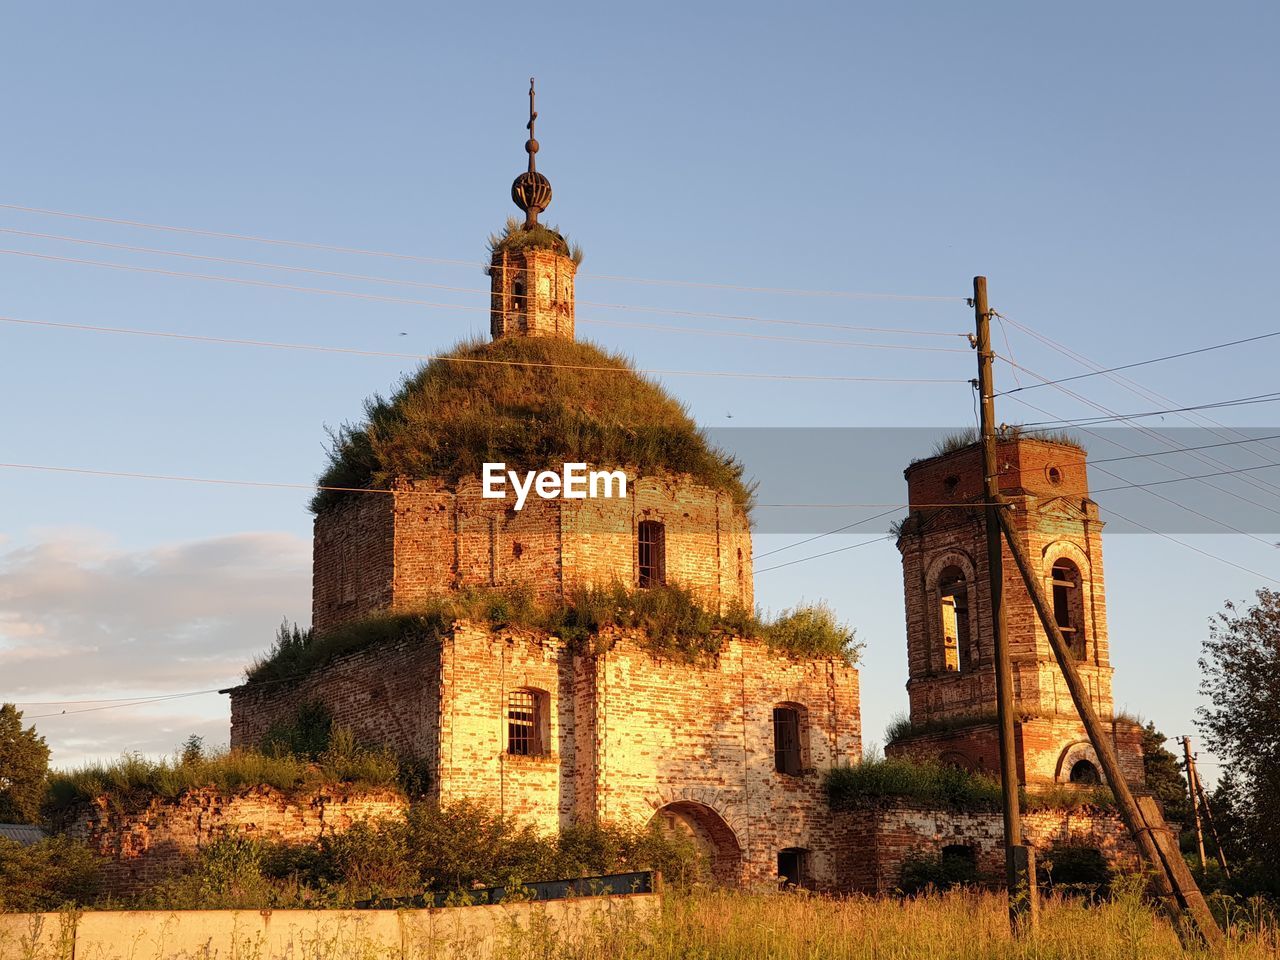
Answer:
226;86;1144;891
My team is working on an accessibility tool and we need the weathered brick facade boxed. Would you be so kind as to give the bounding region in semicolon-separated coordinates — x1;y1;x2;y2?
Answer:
231;625;860;887
886;437;1145;786
313;474;753;633
489;246;576;340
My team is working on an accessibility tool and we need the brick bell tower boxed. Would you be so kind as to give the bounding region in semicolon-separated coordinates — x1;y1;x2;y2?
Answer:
490;78;577;341
885;435;1145;788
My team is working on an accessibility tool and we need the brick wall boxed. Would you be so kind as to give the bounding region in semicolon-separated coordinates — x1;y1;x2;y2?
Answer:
892;438;1131;786
61;786;405;893
229;622;859;888
312;472;753;633
489;247;577;341
827;801;1139;894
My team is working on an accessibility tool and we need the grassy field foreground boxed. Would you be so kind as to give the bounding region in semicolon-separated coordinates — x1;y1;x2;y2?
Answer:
503;886;1277;960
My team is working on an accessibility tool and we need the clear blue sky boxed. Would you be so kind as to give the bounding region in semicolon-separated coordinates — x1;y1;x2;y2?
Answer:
1;2;1276;779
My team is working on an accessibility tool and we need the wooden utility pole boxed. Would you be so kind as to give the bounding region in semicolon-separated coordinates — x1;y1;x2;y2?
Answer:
1187;746;1231;876
991;503;1224;947
973;274;1222;947
973;277;1037;932
1181;737;1208;869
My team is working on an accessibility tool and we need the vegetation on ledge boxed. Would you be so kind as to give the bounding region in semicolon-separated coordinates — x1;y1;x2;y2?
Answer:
311;336;752;513
486;215;583;266
245;585;861;685
44;731;400;818
911;425;1085;467
826;757;1115;812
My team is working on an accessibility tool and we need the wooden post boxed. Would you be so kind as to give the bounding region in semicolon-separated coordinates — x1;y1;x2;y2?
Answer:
1182;737;1208;869
1189;749;1231;877
973;277;1037;932
993;505;1224;947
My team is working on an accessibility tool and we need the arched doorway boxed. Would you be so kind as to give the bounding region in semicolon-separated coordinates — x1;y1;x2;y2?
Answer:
650;800;742;885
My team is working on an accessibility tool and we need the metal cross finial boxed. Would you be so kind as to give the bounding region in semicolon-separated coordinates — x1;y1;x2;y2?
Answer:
527;77;538;173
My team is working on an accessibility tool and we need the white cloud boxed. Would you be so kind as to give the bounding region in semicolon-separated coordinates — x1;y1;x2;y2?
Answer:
0;529;309;768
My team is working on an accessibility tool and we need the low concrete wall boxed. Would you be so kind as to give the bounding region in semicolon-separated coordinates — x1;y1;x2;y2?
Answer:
0;893;660;960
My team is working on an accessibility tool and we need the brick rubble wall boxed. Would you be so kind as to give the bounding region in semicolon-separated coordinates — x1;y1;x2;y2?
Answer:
62;786;406;894
827;801;1139;894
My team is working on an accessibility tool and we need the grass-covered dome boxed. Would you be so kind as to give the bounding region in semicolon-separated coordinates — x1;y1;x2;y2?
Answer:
312;337;753;513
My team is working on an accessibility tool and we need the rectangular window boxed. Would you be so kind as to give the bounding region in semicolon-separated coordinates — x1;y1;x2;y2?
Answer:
773;707;802;775
638;520;666;588
778;847;810;887
507;690;541;756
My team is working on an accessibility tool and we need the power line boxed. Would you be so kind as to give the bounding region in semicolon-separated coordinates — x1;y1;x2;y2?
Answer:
1012;390;1280;429
0;201;965;302
998;314;1280;506
754;534;895;574
995;323;1280;395
0;316;966;384
0;247;967;353
1091;462;1280;494
752;507;902;560
1060;433;1280;468
0;226;967;340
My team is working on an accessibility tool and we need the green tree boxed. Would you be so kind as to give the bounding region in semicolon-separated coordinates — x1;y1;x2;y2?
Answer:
0;703;51;823
1140;721;1191;826
1197;589;1280;896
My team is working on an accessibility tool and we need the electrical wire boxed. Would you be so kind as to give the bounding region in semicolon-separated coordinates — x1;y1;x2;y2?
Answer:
0;247;969;353
998;314;1280;505
0;316;966;384
752;507;902;560
996;327;1280;395
1011;390;1280;429
754;534;896;574
0;226;968;340
0;202;965;302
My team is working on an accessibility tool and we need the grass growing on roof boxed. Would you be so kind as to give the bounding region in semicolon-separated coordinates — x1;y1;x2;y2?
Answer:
913;426;1086;466
486;215;584;266
312;336;752;513
245;586;861;685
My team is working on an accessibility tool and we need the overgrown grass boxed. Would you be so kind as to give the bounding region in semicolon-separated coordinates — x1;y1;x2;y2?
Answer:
826;757;1116;812
312;336;752;513
914;426;1085;466
44;735;400;818
487;215;584;266
246;586;861;685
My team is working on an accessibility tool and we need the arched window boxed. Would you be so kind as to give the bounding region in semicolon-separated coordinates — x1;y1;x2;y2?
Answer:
1069;758;1100;785
1050;559;1085;659
777;847;811;888
772;704;807;776
638;520;666;588
938;566;972;673
506;688;548;756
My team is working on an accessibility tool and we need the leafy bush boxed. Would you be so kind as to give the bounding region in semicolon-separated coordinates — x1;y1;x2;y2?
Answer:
0;836;103;911
1037;843;1112;896
261;700;333;758
899;848;981;895
311;335;753;513
45;740;399;818
140;801;702;909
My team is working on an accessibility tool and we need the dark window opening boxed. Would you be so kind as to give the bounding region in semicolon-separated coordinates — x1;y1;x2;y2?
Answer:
1051;560;1084;659
778;847;810;887
941;844;977;868
638;520;666;588
507;689;544;756
938;566;972;673
943;475;960;495
773;706;802;775
512;279;526;307
1069;759;1100;785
